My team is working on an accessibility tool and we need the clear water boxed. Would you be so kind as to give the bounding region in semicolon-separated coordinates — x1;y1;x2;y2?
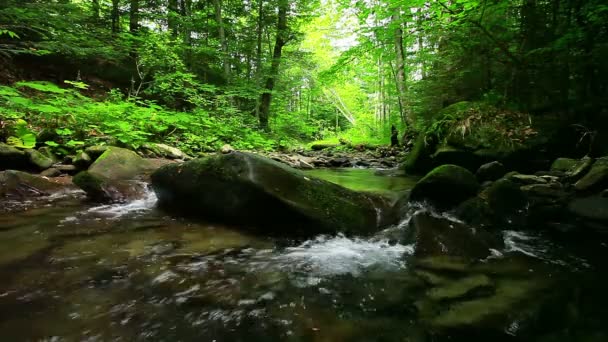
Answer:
305;168;417;198
1;169;608;341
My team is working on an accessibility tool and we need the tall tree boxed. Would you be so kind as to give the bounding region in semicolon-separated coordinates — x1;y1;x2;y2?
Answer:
129;0;139;33
257;0;289;130
213;0;230;82
111;0;120;33
391;8;409;127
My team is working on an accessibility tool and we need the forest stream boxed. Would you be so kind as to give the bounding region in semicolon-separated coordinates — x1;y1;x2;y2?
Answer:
1;168;608;342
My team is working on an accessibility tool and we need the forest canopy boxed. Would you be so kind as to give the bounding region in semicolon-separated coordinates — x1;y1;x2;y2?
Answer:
0;0;607;153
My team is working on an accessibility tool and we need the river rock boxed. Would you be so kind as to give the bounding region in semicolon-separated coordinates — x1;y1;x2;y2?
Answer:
151;152;393;236
568;196;608;223
574;157;608;192
0;143;31;171
406;213;502;260
85;145;110;160
476;161;506;182
0;170;69;199
431;145;482;172
142;143;190;160
25;149;54;170
73;151;92;170
73;147;158;202
409;164;480;209
40;167;62;177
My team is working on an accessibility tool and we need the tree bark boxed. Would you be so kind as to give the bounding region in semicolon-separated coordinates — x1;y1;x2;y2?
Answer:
257;0;288;131
129;0;139;33
92;0;100;21
392;9;410;127
168;0;178;37
111;0;120;33
213;0;230;82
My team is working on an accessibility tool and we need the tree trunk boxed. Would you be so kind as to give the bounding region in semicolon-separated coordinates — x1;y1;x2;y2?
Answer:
213;0;230;82
392;9;411;127
92;0;100;20
111;0;120;33
257;0;288;131
129;0;139;33
168;0;178;37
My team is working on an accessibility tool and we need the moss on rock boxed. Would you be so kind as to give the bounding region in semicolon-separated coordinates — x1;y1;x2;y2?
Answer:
151;152;394;236
410;164;480;209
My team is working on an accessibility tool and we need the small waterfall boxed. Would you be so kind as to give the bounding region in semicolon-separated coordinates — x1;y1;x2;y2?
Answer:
86;185;158;218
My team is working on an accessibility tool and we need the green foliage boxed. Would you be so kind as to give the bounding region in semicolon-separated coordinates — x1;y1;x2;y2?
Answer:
6;119;37;149
0;81;284;153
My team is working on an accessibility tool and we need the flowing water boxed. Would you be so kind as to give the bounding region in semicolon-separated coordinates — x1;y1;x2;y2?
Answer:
1;169;608;341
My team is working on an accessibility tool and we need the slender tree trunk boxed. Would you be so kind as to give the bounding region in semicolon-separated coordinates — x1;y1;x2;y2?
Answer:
111;0;120;33
213;0;230;82
129;0;139;33
257;0;288;131
168;0;178;37
392;9;410;127
92;0;100;20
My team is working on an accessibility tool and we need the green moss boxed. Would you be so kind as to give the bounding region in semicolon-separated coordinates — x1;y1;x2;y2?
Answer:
410;164;480;208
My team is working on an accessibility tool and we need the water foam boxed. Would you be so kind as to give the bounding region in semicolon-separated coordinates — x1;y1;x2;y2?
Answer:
86;186;158;218
274;235;413;280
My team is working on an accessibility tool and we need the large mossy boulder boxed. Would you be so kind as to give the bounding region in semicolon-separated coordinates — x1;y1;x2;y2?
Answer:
403;134;435;174
73;147;161;203
0;170;69;199
410;164;480;209
403;102;577;174
88;146;156;180
151;152;393;236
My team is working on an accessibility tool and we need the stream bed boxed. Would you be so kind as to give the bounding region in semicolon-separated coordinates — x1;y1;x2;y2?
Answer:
1;169;608;341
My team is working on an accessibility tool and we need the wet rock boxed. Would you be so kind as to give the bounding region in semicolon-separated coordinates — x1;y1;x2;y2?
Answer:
73;147;158;202
403;134;435;174
55;164;78;174
410;164;480;209
453;197;493;227
25;149;54;170
508;173;548;185
431;145;482;172
427;278;548;329
0;170;69;199
551;156;593;182
427;275;493;301
574;157;608;192
73;171;146;203
415;256;472;273
406;213;502;260
568;196;608;223
482;179;528;219
151;152;394;236
0;143;30;170
476;161;506;182
72;151;92;170
143;143;191;160
84;145;110;160
40;167;62;177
